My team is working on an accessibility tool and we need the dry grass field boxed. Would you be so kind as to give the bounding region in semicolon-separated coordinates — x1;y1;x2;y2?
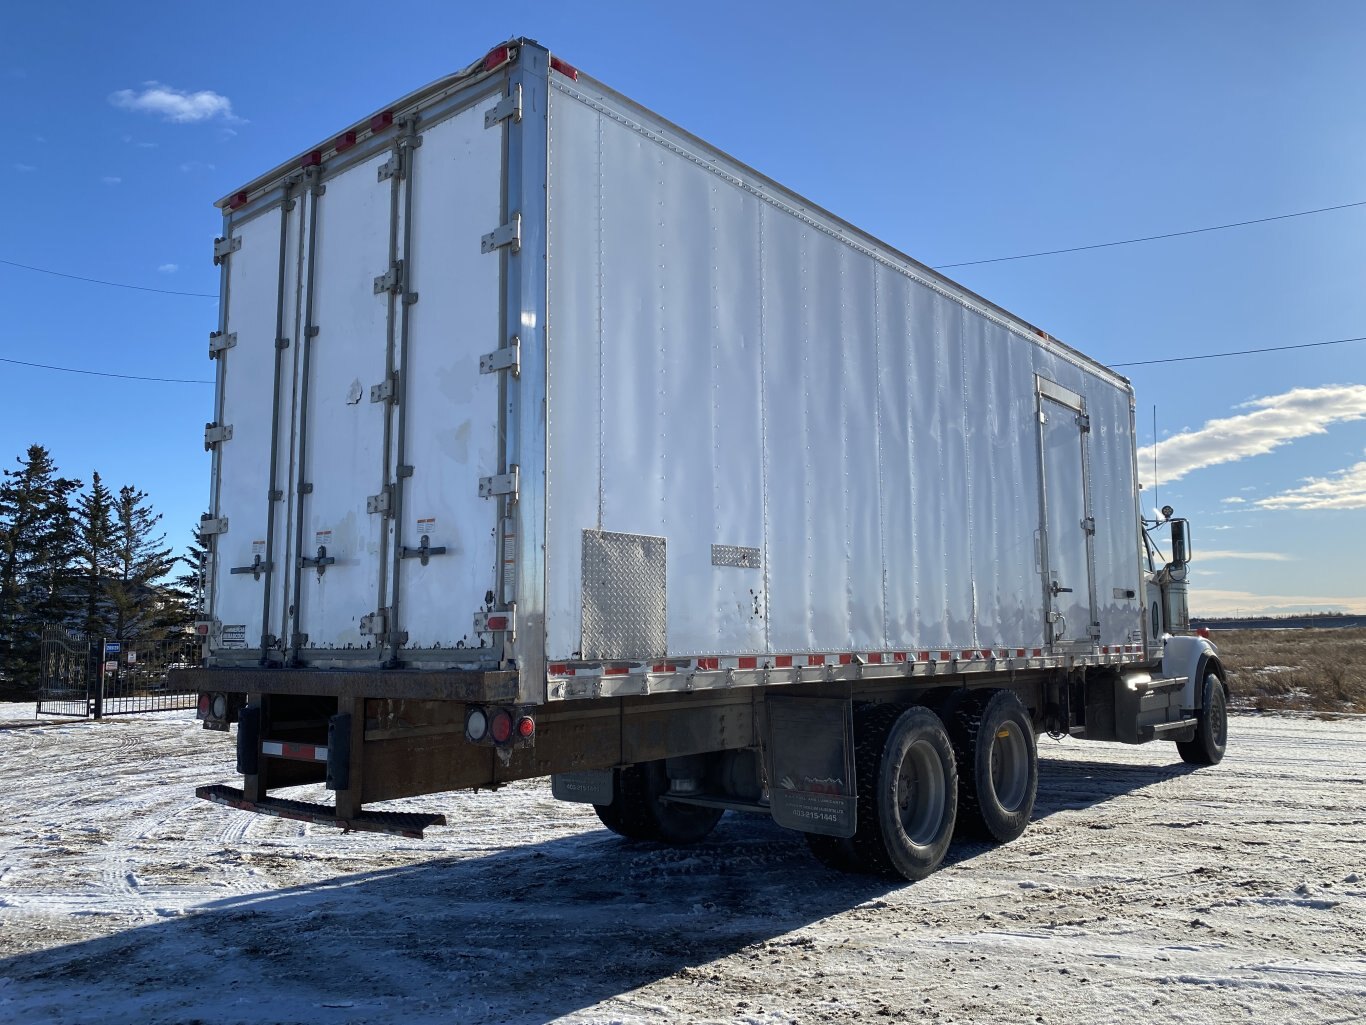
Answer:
1212;627;1366;714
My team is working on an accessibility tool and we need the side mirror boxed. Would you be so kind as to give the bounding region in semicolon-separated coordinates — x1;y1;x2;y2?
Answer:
1170;518;1189;566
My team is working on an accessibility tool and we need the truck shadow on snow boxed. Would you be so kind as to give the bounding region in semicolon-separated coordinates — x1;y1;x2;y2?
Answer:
1;753;1197;1023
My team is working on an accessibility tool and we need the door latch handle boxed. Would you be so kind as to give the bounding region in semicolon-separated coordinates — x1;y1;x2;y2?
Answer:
1051;582;1073;595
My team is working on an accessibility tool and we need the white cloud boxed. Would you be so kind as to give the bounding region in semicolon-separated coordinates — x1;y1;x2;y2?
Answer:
1196;550;1291;562
101;176;121;185
179;161;216;173
1256;460;1366;511
14;163;35;172
158;263;179;274
1138;384;1366;487
1193;588;1366;616
109;82;236;124
1220;497;1246;504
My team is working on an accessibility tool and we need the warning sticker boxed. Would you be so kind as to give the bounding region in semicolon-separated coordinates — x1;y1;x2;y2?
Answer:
314;529;332;550
221;624;248;649
251;539;266;557
415;517;436;542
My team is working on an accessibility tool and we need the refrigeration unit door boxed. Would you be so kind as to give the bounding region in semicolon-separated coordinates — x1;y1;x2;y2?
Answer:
1038;388;1098;653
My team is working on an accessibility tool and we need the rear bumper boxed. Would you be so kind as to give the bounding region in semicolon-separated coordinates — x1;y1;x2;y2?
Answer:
196;783;445;839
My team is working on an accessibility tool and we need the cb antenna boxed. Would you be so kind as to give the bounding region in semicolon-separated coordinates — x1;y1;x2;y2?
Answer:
1152;404;1158;518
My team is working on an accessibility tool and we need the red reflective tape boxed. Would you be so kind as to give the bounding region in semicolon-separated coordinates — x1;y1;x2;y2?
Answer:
838;654;853;666
1016;648;1026;657
486;616;508;630
696;657;719;671
738;656;757;670
939;651;951;661
548;664;568;675
603;666;628;676
775;655;792;668
651;663;669;674
1032;648;1043;657
807;655;826;667
868;653;883;664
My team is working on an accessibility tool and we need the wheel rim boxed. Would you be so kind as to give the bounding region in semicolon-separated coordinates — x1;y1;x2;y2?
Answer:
1208;678;1227;747
988;719;1030;812
896;739;947;846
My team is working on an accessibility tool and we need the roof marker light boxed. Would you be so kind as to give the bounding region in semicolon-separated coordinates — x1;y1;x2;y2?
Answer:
300;150;322;169
483;45;512;72
550;56;579;81
370;111;394;133
334;130;358;153
228;191;249;210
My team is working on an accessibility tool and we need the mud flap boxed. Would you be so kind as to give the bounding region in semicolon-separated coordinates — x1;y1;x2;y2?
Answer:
551;769;615;805
765;696;856;837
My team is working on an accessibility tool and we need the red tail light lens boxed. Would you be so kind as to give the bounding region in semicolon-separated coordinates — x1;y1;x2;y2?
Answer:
489;709;513;744
197;693;210;718
517;715;535;739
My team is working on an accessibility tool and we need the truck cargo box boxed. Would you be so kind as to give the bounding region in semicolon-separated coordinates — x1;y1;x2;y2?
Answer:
203;40;1145;707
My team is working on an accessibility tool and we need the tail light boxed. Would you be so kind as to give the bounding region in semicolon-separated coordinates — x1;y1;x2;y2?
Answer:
197;693;211;719
465;707;489;743
517;715;535;739
489;709;514;744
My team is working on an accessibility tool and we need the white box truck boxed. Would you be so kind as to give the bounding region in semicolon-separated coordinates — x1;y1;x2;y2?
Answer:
178;39;1227;880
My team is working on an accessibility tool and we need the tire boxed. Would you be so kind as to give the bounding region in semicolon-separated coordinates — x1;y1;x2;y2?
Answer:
1177;672;1227;766
803;832;865;872
949;689;1038;843
848;705;958;881
593;760;724;844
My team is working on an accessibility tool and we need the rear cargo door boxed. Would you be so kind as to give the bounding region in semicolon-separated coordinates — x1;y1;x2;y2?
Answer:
289;151;396;653
389;101;503;652
208;197;301;657
1036;379;1098;653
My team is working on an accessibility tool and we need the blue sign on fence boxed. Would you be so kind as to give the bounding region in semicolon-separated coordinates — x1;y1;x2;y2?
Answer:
105;642;121;654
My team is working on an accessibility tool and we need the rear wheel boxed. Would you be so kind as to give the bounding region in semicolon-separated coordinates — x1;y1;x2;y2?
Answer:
1177;672;1227;765
593;760;724;844
848;704;958;880
949;689;1038;842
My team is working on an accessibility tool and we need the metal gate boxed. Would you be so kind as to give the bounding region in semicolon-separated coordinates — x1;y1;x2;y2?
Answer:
37;627;201;718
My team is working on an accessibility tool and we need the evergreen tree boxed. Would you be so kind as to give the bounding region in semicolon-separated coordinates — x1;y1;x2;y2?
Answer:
74;471;117;638
106;485;176;641
168;517;210;627
0;446;81;683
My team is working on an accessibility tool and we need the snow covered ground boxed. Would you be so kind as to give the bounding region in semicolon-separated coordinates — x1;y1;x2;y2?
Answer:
0;702;1363;1025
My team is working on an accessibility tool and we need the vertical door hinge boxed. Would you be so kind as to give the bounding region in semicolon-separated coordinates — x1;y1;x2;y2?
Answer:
208;331;237;358
481;213;521;254
1075;412;1091;432
359;610;388;637
212;235;241;265
373;259;405;295
478;465;520;499
366;486;393;515
479;336;521;376
369;374;397;404
204;422;234;449
484;84;523;128
377;135;422;181
200;515;229;536
1088;622;1102;640
1081;516;1096;534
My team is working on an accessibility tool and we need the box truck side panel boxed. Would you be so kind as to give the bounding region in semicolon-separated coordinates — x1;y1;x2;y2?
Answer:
394;102;503;650
546;85;770;660
544;74;1143;665
210;202;301;654
1088;384;1144;643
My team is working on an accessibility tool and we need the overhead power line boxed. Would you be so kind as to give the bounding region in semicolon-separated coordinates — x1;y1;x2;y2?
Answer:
1109;334;1366;368
0;257;217;298
933;199;1366;269
0;355;212;384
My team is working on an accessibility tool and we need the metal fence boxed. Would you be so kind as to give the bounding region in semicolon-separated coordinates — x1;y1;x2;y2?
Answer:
38;626;201;718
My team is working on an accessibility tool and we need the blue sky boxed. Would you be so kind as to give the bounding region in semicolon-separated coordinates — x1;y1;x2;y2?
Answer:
2;1;1363;616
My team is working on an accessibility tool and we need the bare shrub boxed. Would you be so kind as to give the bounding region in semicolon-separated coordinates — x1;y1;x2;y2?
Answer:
1209;628;1366;713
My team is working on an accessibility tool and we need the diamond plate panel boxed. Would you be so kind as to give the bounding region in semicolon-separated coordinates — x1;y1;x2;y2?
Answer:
711;544;761;569
581;530;667;660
